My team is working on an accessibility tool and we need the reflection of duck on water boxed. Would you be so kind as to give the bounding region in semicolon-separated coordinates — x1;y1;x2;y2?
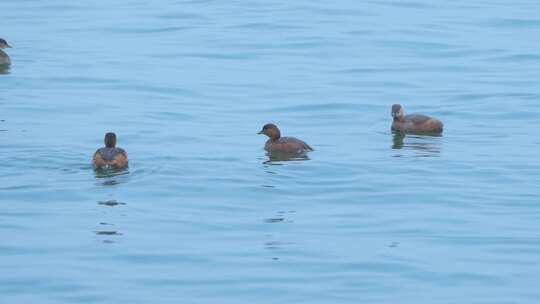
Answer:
264;151;311;164
392;133;441;157
96;199;127;243
392;133;406;149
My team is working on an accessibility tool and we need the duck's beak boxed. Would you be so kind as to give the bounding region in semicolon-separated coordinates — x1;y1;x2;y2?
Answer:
5;44;12;48
257;130;263;135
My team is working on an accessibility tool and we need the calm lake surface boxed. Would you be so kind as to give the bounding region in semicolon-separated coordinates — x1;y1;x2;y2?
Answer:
1;0;540;303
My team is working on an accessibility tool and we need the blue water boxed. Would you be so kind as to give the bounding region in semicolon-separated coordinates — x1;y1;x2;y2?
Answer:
1;1;540;303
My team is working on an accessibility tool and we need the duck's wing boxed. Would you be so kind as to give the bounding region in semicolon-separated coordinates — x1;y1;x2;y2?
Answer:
405;114;432;124
92;150;107;167
110;152;128;168
116;148;128;158
280;137;314;152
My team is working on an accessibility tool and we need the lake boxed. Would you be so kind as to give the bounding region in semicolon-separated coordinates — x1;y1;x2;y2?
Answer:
1;0;540;303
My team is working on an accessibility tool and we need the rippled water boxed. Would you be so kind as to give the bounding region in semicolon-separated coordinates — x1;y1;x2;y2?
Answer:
2;0;540;303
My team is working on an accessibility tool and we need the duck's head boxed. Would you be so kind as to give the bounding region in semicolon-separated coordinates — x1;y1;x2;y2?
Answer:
391;104;404;120
258;123;281;140
0;39;12;49
104;132;117;148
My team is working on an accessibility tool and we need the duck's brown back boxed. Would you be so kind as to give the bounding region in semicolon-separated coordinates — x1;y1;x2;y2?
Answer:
93;147;129;169
404;114;432;124
392;114;443;134
265;137;313;153
95;147;126;161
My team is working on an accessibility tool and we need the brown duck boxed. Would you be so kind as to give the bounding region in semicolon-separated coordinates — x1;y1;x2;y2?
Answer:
258;123;313;154
391;104;443;134
92;132;129;169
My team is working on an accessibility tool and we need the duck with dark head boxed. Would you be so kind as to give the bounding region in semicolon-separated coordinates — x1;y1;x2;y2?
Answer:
391;104;443;135
258;123;313;154
92;132;129;169
0;38;12;66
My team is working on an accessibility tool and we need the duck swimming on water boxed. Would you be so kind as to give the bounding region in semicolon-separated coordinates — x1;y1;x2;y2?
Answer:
0;38;12;66
258;123;313;154
92;132;129;169
391;104;443;134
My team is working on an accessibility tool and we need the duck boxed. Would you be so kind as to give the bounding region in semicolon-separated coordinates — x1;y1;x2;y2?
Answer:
391;104;443;134
92;132;129;169
0;38;12;66
258;123;313;154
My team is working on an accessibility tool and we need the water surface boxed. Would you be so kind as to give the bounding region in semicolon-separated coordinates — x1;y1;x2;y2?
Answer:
1;0;540;303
